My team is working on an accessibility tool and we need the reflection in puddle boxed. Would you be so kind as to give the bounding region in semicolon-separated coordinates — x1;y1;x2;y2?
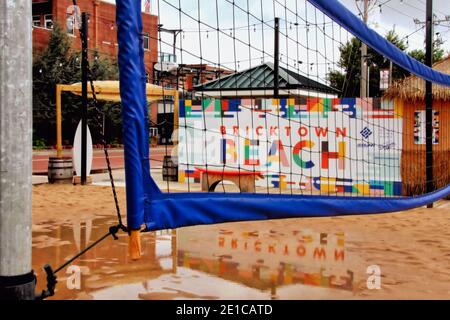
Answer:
32;217;363;300
179;228;353;295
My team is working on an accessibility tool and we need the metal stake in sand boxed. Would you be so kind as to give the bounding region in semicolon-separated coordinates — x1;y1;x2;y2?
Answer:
0;0;35;299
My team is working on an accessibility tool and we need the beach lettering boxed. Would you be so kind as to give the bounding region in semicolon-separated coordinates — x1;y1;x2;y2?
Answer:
218;231;345;262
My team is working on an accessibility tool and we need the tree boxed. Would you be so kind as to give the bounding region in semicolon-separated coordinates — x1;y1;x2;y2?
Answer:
33;24;77;145
328;37;362;98
408;36;445;64
33;23;120;146
327;30;409;97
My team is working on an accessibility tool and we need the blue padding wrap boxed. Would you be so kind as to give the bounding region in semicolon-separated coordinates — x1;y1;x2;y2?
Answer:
308;0;450;87
144;185;450;231
117;0;159;230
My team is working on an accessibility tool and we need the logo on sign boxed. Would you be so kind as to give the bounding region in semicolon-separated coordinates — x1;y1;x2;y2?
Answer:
360;127;373;140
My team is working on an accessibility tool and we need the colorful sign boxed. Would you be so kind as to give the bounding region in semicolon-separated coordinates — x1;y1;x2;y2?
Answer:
178;98;403;196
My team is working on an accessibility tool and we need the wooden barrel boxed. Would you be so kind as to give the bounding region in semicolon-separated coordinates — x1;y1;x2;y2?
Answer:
48;157;74;184
162;156;178;182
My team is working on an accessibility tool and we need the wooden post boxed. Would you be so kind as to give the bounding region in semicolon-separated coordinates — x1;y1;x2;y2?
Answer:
171;230;178;274
56;84;63;158
360;0;369;99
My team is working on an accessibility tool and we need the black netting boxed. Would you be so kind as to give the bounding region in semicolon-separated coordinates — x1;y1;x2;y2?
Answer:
150;0;449;198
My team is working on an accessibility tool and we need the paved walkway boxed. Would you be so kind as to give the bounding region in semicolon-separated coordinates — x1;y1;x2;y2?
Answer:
33;146;174;174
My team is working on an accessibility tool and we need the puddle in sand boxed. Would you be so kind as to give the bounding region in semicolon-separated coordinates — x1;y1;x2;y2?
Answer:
32;217;365;300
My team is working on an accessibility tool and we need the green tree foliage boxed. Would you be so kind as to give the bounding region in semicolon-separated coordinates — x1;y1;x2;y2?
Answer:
33;23;120;146
327;37;362;98
327;30;441;98
408;36;445;64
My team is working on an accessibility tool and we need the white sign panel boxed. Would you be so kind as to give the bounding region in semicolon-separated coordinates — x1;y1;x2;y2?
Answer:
178;98;403;196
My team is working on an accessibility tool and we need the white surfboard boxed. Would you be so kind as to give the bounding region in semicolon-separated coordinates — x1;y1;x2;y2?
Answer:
73;121;93;177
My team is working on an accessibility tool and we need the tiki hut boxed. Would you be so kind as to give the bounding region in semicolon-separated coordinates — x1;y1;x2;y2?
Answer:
384;56;450;196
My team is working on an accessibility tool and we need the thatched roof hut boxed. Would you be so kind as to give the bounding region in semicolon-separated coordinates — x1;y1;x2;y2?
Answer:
384;56;450;196
384;55;450;101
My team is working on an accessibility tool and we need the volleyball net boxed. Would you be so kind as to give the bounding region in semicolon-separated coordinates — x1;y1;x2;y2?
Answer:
115;0;450;233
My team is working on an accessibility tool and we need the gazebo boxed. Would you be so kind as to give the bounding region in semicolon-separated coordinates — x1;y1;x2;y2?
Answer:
193;62;340;98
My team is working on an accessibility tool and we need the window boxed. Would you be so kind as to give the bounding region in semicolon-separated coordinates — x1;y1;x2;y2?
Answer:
159;52;177;63
66;14;75;35
158;102;174;114
33;15;41;28
192;76;199;86
143;33;150;51
44;14;53;29
149;128;158;137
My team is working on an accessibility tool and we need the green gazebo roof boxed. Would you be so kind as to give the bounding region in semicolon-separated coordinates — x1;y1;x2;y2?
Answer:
194;62;340;95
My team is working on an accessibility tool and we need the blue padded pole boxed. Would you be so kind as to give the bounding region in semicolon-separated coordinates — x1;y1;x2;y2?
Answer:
116;0;147;230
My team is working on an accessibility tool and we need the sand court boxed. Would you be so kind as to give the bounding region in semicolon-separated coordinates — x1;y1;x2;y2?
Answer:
32;183;450;299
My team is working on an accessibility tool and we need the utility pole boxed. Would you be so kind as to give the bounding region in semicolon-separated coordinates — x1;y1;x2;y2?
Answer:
0;0;35;299
425;0;434;207
414;14;450;27
158;25;182;59
274;18;280;98
81;13;89;185
157;25;182;86
389;60;393;87
360;0;369;98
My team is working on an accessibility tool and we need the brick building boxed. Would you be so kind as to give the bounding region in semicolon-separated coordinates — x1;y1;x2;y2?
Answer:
32;0;158;78
32;1;233;146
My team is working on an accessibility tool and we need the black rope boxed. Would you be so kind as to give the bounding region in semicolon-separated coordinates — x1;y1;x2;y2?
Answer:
37;1;128;299
54;225;122;275
36;224;122;300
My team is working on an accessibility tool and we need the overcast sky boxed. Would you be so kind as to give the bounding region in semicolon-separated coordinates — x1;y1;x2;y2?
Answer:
104;0;450;81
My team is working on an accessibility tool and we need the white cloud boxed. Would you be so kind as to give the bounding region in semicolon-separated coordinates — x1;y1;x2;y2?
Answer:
105;0;449;76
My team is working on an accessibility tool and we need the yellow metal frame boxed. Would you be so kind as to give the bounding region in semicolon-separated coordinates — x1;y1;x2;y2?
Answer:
56;82;179;158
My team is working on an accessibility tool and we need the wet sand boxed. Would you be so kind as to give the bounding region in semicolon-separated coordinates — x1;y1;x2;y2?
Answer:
32;184;126;227
32;183;450;300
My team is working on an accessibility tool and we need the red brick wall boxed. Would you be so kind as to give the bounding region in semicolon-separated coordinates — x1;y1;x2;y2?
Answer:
150;102;158;127
32;0;158;77
32;27;52;53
